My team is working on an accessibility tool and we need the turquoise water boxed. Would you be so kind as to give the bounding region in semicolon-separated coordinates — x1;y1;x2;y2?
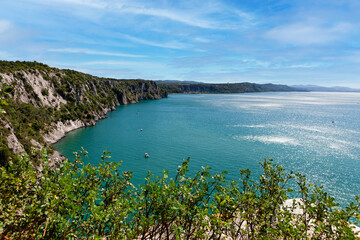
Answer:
54;92;360;205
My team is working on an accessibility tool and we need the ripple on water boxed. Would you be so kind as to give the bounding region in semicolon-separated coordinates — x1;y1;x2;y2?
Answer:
55;92;360;207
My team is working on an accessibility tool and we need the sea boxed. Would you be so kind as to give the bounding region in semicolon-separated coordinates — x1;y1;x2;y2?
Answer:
54;92;360;206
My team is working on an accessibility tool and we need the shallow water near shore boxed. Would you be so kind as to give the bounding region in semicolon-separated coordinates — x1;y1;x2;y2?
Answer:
54;92;360;206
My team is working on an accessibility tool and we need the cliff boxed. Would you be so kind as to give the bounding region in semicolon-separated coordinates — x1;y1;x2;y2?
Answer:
0;61;167;165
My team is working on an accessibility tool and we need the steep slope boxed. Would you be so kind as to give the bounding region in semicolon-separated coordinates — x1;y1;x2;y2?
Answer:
0;61;167;165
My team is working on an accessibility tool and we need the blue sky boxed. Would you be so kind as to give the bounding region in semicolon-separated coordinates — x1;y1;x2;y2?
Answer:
1;0;360;87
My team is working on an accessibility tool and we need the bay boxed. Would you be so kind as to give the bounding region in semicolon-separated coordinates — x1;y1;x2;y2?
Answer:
54;92;360;206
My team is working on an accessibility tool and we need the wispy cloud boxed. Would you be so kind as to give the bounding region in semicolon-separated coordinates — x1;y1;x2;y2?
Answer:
48;48;146;58
81;60;164;68
2;0;360;87
0;19;12;33
0;19;33;46
32;0;254;30
265;21;353;45
119;34;188;50
232;9;255;23
33;0;106;9
193;37;211;43
286;63;324;69
115;5;221;29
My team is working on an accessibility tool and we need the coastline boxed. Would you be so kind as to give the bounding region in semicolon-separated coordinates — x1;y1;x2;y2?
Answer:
45;107;114;162
46;101;152;161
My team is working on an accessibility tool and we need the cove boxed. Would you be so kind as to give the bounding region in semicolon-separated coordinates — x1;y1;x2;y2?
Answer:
54;92;360;206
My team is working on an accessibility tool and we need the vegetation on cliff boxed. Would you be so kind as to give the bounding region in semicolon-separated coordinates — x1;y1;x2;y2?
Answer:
0;61;167;166
158;81;297;94
0;149;359;239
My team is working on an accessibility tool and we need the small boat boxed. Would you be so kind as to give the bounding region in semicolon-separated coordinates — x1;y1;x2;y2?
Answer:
144;153;149;158
139;128;143;131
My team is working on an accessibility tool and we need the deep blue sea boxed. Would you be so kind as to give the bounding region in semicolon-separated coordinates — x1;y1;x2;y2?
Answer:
54;92;360;206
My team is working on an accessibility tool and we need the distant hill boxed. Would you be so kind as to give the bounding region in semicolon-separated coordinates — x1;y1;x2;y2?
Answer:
292;85;360;92
156;80;204;84
158;82;298;94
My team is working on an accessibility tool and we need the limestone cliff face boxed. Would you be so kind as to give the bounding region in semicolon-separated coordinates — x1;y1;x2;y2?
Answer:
0;61;167;164
0;70;67;108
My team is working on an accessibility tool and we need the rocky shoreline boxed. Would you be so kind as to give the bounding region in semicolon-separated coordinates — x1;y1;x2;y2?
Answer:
45;109;113;162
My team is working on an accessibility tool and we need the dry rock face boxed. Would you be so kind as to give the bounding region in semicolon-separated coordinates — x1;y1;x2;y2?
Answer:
43;120;86;144
0;71;67;108
0;61;167;164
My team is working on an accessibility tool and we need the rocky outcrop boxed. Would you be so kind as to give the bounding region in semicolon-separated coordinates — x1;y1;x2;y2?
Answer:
43;120;87;144
0;119;25;155
6;132;25;155
0;71;67;108
282;199;360;237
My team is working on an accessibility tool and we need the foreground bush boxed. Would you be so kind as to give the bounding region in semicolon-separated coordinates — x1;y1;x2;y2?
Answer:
0;149;359;239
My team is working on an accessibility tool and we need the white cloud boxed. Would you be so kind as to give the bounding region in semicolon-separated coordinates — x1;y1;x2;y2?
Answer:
48;48;146;58
120;34;188;49
115;5;220;29
0;19;33;46
81;60;164;68
33;0;106;9
286;63;322;69
193;37;211;43
31;0;253;30
0;20;12;34
120;4;256;30
265;21;353;45
233;9;255;22
31;0;218;28
241;58;271;68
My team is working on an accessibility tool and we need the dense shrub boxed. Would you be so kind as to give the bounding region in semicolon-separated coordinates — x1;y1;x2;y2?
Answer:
0;150;359;239
0;60;53;73
41;88;49;96
0;144;10;166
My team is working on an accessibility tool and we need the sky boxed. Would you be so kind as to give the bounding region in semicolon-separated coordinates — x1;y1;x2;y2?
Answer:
1;0;360;87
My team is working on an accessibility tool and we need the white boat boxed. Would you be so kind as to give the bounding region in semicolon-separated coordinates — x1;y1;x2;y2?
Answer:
144;153;149;158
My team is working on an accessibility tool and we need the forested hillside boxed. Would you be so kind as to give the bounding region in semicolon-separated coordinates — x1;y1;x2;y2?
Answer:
158;82;297;94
